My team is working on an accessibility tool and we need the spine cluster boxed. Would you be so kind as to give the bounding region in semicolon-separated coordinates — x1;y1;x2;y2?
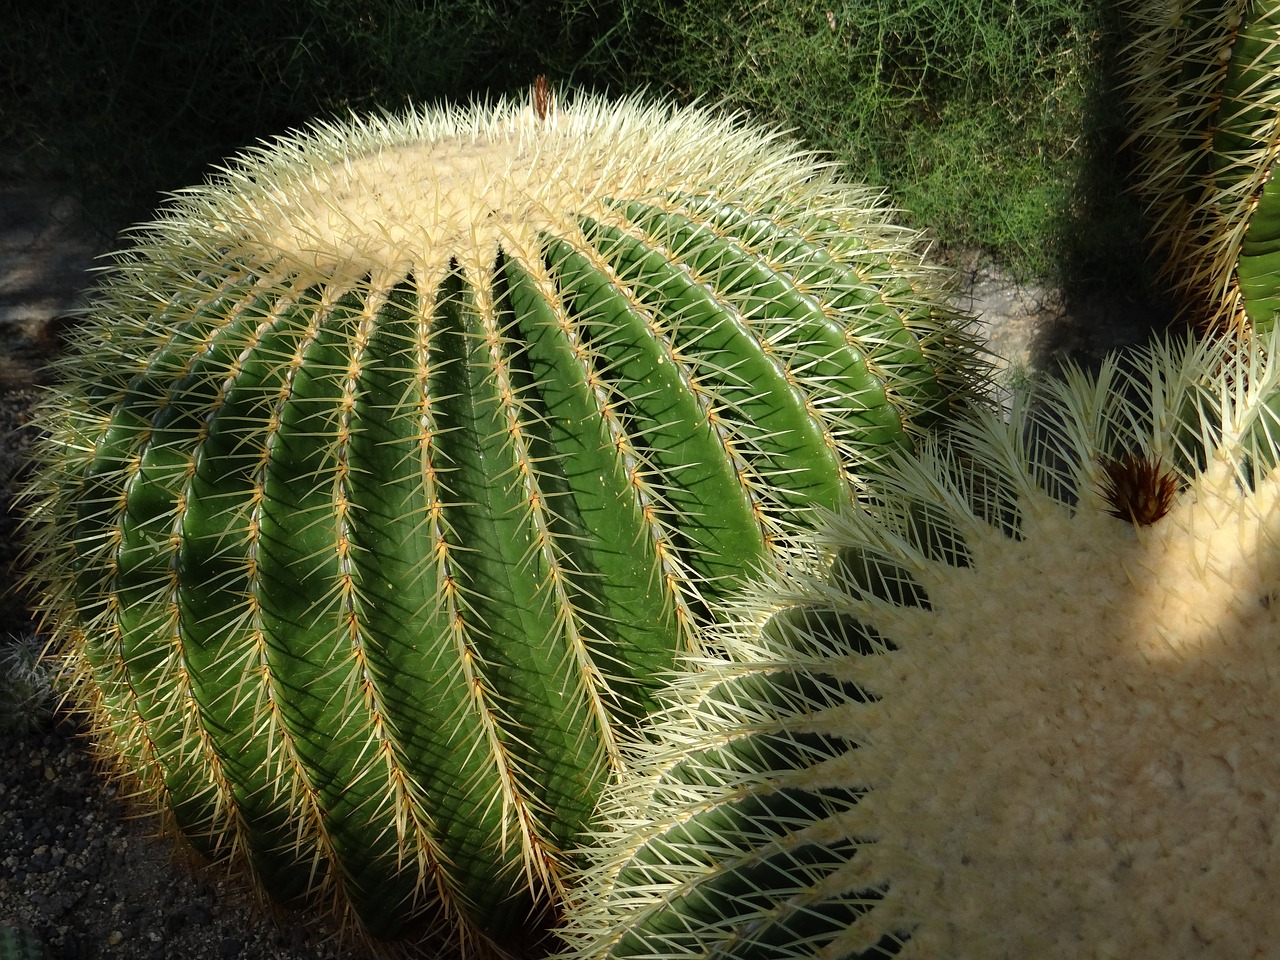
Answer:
1121;0;1280;331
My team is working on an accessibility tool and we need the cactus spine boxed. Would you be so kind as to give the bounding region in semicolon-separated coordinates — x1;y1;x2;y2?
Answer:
559;333;1280;959
20;87;976;955
0;634;55;733
1121;1;1280;332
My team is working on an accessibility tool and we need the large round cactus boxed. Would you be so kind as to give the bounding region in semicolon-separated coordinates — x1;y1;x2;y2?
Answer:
1122;1;1280;332
20;86;977;955
559;332;1280;959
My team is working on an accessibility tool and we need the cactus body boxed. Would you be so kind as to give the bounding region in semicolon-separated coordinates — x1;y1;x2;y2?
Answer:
0;929;47;960
21;90;975;954
560;334;1280;959
1122;1;1280;331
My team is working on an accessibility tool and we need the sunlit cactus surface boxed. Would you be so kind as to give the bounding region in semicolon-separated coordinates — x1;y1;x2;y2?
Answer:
1122;1;1280;332
19;85;977;956
559;333;1280;960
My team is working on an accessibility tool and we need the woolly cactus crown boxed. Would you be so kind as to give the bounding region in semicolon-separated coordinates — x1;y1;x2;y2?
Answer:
204;87;799;281
560;333;1280;959
155;82;954;319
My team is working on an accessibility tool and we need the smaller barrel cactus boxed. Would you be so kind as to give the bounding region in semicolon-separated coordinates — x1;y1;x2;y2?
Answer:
558;332;1280;959
1121;1;1280;332
20;83;978;956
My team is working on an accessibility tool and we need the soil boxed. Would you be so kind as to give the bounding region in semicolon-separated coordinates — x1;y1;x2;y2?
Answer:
0;176;1173;960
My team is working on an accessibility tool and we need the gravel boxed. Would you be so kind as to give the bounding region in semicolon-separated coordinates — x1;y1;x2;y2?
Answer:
0;717;349;960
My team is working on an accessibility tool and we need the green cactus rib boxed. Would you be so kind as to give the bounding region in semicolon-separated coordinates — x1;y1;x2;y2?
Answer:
559;600;910;959
601;658;891;959
22;91;977;952
558;333;1280;960
1232;7;1280;328
0;928;48;960
1123;1;1280;331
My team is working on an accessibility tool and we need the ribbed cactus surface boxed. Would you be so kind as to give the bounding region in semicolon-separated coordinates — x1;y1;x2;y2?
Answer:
1122;1;1280;331
0;928;47;960
21;88;975;954
559;333;1280;959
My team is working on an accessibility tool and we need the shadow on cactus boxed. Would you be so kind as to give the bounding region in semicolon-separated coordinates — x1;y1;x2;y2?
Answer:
1121;1;1280;333
558;332;1280;959
18;84;979;957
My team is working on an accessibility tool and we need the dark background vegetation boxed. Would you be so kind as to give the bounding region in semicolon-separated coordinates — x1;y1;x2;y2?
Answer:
1;0;1156;291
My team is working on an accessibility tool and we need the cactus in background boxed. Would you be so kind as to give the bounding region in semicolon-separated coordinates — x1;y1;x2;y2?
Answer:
1121;1;1280;332
0;928;48;960
19;85;978;956
559;332;1280;959
0;634;55;733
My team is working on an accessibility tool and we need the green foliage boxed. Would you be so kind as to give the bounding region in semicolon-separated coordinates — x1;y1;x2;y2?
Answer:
20;90;977;957
617;0;1122;281
2;1;1139;283
889;106;1066;279
0;0;651;228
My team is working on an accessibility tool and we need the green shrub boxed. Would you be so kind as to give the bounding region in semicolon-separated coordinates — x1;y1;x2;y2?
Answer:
2;1;1137;283
0;0;648;229
622;0;1118;280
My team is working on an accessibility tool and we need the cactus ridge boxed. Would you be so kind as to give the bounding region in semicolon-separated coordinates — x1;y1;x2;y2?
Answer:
1122;0;1280;331
21;88;978;953
560;332;1280;959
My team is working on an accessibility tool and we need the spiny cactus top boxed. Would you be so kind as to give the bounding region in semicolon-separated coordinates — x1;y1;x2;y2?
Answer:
1122;1;1280;332
559;333;1280;959
20;85;976;956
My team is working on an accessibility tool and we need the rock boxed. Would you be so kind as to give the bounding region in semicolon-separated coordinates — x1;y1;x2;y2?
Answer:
0;183;102;324
947;247;1173;389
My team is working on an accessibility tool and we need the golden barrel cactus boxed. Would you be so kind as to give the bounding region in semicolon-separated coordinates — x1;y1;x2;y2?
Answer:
19;85;977;956
560;332;1280;959
1122;1;1280;332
